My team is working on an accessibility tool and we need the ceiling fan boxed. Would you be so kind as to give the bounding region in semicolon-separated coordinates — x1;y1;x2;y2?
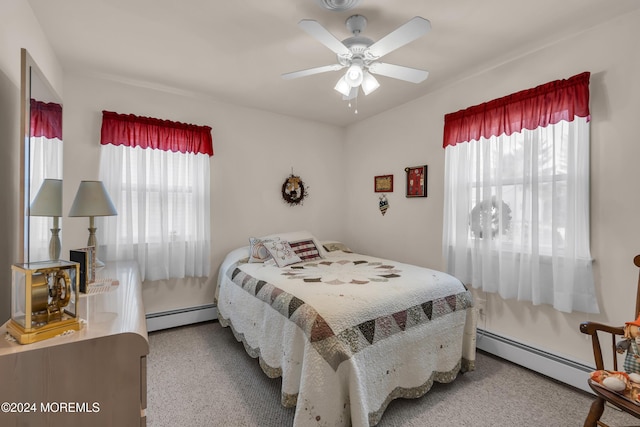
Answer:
282;14;431;101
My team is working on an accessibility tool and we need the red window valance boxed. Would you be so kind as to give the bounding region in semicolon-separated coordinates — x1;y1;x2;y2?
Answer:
100;111;213;156
443;72;590;148
30;99;62;140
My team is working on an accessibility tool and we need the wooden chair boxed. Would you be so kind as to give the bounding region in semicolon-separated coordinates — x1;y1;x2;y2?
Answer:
579;255;640;426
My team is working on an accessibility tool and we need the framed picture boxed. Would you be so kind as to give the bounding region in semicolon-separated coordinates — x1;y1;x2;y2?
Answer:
374;174;393;192
405;165;428;197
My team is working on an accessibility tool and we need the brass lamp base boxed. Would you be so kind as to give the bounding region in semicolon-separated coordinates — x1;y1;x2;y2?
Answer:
7;316;81;345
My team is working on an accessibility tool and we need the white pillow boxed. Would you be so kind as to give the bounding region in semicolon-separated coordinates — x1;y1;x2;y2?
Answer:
263;240;302;267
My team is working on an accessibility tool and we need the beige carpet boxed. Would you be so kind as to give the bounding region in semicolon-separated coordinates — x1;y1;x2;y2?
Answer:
146;321;639;427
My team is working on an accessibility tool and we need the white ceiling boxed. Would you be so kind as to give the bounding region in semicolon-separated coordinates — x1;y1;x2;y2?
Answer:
26;0;640;127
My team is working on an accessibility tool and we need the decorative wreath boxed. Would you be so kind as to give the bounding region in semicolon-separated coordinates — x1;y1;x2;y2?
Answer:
470;197;512;239
282;174;307;206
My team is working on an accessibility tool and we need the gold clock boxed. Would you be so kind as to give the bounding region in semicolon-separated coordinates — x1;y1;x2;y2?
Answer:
7;260;81;344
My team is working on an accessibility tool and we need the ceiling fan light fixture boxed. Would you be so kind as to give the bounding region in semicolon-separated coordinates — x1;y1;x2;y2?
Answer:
334;75;351;96
284;13;432;107
361;72;380;95
345;63;363;87
314;0;362;11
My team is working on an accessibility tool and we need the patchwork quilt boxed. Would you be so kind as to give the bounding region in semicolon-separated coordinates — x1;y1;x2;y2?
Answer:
216;247;476;427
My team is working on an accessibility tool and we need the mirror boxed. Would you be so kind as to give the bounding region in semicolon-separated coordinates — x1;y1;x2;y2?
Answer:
20;48;63;263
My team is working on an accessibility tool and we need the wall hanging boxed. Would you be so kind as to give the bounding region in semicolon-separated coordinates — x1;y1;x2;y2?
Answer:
374;174;393;192
405;165;427;197
282;172;308;206
378;194;389;216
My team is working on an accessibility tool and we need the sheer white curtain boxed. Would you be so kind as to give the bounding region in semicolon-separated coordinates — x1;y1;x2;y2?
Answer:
98;144;211;281
442;73;598;313
29;136;63;262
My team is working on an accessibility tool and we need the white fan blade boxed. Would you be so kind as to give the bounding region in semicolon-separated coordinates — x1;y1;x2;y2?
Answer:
368;62;429;83
282;64;345;80
298;19;352;57
366;17;431;59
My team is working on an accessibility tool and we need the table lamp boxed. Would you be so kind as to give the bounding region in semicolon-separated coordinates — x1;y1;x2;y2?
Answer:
68;180;117;267
29;178;63;260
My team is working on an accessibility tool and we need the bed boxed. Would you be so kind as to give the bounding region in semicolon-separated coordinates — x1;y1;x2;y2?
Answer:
215;231;476;426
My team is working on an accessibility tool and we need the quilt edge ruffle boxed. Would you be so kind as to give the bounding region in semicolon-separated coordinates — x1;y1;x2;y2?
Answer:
218;314;475;424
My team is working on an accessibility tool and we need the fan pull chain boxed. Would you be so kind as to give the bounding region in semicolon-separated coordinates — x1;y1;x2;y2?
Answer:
346;92;358;114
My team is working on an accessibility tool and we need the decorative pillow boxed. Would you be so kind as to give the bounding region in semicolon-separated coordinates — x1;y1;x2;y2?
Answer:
260;231;328;258
289;238;324;262
248;237;276;263
322;241;352;253
264;240;302;267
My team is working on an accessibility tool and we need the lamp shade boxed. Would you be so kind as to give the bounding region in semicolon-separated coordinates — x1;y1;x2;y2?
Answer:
361;72;380;95
68;181;117;217
30;179;63;217
334;75;351;97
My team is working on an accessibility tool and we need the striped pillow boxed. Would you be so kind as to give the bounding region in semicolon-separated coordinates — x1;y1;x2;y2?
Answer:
289;239;324;262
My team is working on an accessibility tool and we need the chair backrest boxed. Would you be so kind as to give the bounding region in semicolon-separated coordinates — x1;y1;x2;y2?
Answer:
578;255;640;426
580;255;640;372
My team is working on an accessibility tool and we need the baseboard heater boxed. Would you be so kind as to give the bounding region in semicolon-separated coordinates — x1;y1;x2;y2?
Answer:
476;328;595;394
146;304;218;332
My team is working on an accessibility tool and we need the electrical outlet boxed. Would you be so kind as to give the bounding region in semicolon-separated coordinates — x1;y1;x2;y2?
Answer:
476;298;486;317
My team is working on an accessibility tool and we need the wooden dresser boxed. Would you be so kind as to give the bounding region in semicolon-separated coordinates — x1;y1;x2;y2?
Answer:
0;261;148;427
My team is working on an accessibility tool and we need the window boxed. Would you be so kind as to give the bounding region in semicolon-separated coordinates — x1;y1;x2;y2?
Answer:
442;72;598;313
29;100;63;262
98;111;213;281
467;125;575;254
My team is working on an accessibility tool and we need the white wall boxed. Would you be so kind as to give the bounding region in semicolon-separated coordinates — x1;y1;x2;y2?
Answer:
61;72;346;314
0;0;63;322
344;10;640;366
